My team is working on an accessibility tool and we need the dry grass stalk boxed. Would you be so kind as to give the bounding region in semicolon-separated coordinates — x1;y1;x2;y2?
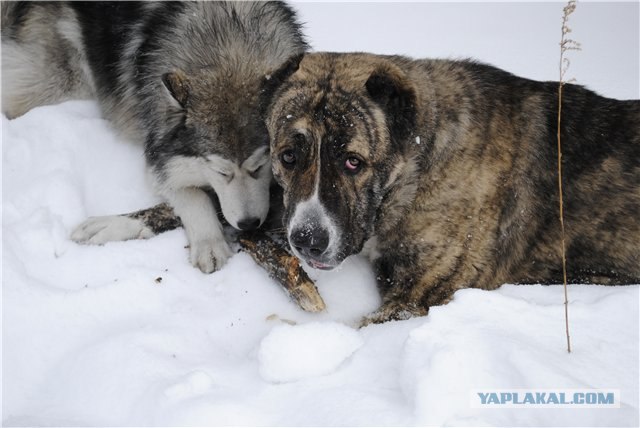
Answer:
558;0;581;353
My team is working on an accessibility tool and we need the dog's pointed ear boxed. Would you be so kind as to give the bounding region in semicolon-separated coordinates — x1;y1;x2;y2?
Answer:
365;64;417;145
162;70;190;108
259;54;304;115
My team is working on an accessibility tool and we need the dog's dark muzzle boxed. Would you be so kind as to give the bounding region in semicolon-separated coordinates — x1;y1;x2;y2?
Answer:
289;226;334;270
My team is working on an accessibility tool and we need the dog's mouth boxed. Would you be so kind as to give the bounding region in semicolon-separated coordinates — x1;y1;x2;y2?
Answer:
289;248;339;271
307;258;335;270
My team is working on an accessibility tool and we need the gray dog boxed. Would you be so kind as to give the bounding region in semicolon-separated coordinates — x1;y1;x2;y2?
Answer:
2;1;306;272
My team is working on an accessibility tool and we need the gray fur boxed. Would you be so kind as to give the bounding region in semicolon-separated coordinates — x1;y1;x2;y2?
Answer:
2;1;307;272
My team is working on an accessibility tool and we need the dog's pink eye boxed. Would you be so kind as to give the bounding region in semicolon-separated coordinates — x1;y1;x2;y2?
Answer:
345;157;361;172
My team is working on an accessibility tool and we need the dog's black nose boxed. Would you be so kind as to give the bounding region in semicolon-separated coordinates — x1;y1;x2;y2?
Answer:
290;227;330;258
237;217;261;231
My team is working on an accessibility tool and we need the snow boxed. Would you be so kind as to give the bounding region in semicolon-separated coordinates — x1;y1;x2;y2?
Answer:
401;286;639;426
2;2;639;427
258;322;364;383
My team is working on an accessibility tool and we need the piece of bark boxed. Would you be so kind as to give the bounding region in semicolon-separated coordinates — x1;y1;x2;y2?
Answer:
239;232;326;312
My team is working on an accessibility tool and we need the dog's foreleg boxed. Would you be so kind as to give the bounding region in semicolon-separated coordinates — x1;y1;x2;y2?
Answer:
360;295;429;327
72;189;233;273
165;187;233;273
360;248;479;326
71;203;181;244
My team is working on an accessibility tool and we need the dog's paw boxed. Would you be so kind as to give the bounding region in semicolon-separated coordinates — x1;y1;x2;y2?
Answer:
189;239;233;273
359;301;428;327
71;215;155;244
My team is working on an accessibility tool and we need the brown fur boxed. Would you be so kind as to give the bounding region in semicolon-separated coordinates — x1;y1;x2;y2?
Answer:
265;52;640;324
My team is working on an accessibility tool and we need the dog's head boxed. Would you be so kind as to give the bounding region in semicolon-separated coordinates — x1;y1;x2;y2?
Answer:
265;53;419;269
155;68;273;231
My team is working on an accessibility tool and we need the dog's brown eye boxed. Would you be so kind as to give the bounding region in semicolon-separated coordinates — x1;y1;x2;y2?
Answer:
344;157;362;174
281;150;296;168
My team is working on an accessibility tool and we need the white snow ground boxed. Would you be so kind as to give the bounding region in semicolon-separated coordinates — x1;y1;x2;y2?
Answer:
2;2;639;427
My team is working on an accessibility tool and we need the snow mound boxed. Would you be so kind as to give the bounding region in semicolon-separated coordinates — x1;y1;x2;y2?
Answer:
400;285;639;427
163;370;215;400
258;322;364;383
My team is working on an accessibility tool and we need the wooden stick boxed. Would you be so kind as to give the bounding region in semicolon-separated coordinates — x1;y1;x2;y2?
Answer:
239;232;326;312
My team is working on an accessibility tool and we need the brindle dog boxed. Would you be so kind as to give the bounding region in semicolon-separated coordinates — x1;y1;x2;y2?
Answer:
264;52;639;324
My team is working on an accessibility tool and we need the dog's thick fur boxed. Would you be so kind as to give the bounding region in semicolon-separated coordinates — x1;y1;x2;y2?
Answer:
2;1;306;272
265;52;640;324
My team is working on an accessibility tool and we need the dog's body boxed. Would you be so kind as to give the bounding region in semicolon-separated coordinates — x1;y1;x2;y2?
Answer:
2;1;306;272
265;53;640;324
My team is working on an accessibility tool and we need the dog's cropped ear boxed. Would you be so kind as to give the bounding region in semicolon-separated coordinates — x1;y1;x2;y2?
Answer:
259;54;304;115
365;64;417;145
162;70;190;108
